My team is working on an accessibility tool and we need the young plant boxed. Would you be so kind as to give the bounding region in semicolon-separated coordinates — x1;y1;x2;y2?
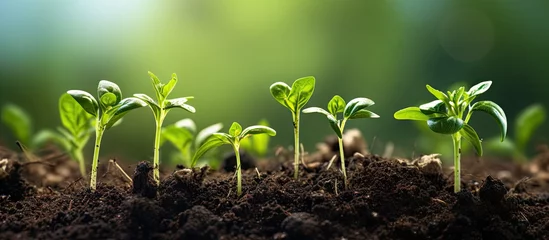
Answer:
270;77;315;179
134;72;196;184
240;119;271;157
1;103;32;146
68;80;146;191
161;118;223;168
394;81;507;193
303;96;379;189
192;122;276;196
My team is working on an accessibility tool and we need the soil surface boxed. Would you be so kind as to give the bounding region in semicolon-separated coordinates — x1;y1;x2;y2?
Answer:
1;136;549;240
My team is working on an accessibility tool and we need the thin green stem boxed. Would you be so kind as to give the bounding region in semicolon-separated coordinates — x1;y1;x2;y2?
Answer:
90;123;104;191
73;147;86;178
153;113;165;185
339;119;348;189
293;111;300;179
452;133;462;193
233;142;242;196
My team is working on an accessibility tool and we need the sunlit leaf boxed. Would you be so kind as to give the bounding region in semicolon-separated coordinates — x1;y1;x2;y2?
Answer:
302;107;332;117
328;95;346;116
270;82;292;111
229;122;243;137
328;115;342;138
174;118;197;134
427;116;464;134
515;103;545;152
165;97;196;113
191;133;231;167
196;123;223;147
105;97;147;129
426;85;449;103
161;125;193;149
97;80;122;107
470;100;507;141
419;100;447;115
161;73;178;97
1;103;32;145
394;107;430;121
349;109;380;119
460;124;482;156
343;98;375;119
240;125;276;139
59;93;94;139
67;90;99;117
288;76;315;111
467;81;492;97
134;93;161;118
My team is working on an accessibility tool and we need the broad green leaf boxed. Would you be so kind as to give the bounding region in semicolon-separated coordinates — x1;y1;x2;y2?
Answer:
1;104;32;145
133;93;161;118
270;82;292;111
240;125;276;139
67;90;99;117
426;85;449;102
165;97;196;113
467;81;492;97
59;93;94;138
196;123;223;147
328;115;342;138
105;97;147;129
470;100;507;141
328;95;346;116
515;104;545;152
174;118;197;134
460;124;483;156
229;122;243;137
97;80;122;106
427;116;464;134
161;73;178;97
419;100;447;115
32;129;70;151
394;107;430;121
288;76;315;111
343;98;375;119
302;107;332;117
161;125;193;149
349;109;380;119
192;133;231;167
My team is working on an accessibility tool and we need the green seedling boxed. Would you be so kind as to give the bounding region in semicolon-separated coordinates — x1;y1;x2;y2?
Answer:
270;77;315;179
240;119;271;157
394;81;507;193
303;96;379;189
192;122;276;196
161;118;223;168
134;71;196;184
485;103;545;162
68;80;146;191
1;103;32;146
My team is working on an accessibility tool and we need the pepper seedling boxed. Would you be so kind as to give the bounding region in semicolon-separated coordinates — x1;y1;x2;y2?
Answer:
394;81;507;192
68;80;147;191
134;71;196;184
240;119;271;157
192;122;276;196
161;118;223;168
303;96;379;189
270;77;315;179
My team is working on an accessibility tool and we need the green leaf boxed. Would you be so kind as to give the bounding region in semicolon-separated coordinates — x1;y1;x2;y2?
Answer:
328;115;342;138
161;73;178;97
343;98;375;119
196;123;223;147
148;71;163;95
192;133;231;167
427;116;464;134
161;125;193;149
133;93;161;118
229;122;242;137
288;76;315;111
454;87;465;102
59;93;94;139
32;129;70;151
165;97;196;113
1;104;32;145
419;100;447;115
97;80;122;107
67;90;99;117
426;85;449;102
394;107;430;121
104;97;147;129
349;109;380;119
251;119;270;156
270;82;292;111
460;124;483;156
302;107;332;117
515;104;545;152
174;118;197;134
328;95;346;116
239;125;276;139
470;100;507;141
467;81;492;97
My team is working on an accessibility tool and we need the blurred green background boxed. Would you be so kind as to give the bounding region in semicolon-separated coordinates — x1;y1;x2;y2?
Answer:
1;0;548;162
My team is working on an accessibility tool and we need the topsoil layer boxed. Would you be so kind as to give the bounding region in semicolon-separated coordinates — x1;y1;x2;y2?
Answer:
1;140;549;240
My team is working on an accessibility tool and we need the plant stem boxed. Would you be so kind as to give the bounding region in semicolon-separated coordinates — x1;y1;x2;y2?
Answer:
339;119;348;189
153;114;165;185
452;133;462;193
90;124;104;191
293;112;300;179
73;147;86;178
232;143;242;196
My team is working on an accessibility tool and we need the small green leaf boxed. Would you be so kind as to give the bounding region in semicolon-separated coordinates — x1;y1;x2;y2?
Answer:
67;90;99;117
100;92;118;107
251;119;270;156
229;122;243;137
328;95;346;116
470;100;507;141
426;85;449;103
133;93;161;118
165;97;196;113
515;104;545;152
427;116;464;134
196;123;223;147
162;73;178;97
467;81;492;97
59;93;94;139
454;87;465;102
32;129;70;150
148;71;163;94
394;107;430;121
270;82;292;111
328;115;342;138
174;118;197;134
343;98;375;119
1;104;32;145
288;76;315;111
239;125;276;139
349;109;380;119
302;107;332;117
192;133;231;167
105;98;147;129
419;100;447;115
161;125;193;149
97;80;122;107
460;124;483;156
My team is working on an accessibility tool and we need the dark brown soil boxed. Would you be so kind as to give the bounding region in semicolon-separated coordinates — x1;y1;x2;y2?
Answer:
1;138;549;240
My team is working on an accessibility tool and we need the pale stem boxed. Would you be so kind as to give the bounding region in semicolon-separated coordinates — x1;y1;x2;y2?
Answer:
293;112;300;179
90;123;104;191
233;142;242;196
452;133;462;193
153;113;166;185
339;119;348;189
73;147;86;178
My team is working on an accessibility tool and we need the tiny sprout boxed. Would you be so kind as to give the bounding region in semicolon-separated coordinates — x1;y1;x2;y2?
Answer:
192;122;276;196
240;119;272;157
270;77;315;179
68;80;146;191
303;95;379;189
394;81;507;193
134;71;196;184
